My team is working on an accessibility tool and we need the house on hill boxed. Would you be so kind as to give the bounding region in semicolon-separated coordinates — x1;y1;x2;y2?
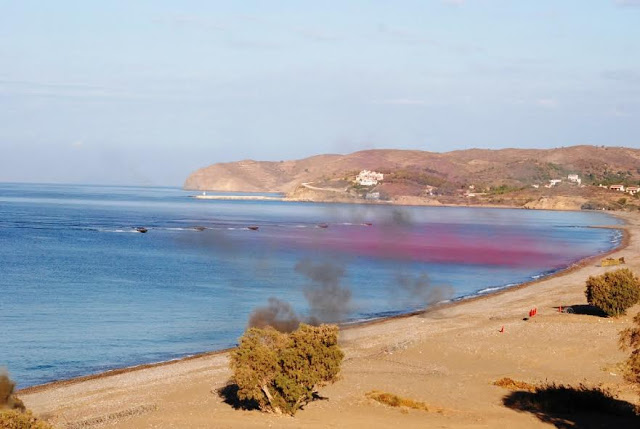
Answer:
610;184;625;192
545;179;562;188
567;174;581;185
356;170;384;186
627;186;639;195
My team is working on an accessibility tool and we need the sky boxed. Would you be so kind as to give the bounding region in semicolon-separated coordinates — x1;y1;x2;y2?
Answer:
0;0;639;186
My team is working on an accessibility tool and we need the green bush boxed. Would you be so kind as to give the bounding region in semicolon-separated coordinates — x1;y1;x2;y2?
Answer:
230;324;343;415
585;268;640;317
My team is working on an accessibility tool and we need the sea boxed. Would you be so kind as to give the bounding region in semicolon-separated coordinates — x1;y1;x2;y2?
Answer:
0;183;623;388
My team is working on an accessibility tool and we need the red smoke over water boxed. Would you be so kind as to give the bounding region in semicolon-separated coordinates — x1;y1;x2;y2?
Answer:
266;223;567;268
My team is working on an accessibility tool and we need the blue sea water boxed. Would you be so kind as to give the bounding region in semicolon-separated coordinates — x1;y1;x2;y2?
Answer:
0;183;622;388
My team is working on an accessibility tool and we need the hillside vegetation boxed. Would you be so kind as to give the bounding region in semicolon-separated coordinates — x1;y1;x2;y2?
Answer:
184;146;640;210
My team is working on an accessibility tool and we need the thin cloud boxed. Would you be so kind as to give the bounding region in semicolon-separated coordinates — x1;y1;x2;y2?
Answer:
294;27;341;43
0;78;105;91
536;98;558;109
373;98;428;106
377;24;438;46
609;108;632;117
602;69;640;84
0;80;146;101
376;24;482;54
0;77;216;102
614;0;640;7
225;38;281;50
153;14;227;31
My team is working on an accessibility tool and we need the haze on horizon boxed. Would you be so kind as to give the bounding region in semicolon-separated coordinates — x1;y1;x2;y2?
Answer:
1;0;639;187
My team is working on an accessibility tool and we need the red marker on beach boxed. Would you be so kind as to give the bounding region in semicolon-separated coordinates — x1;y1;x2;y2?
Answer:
499;326;504;333
559;305;562;313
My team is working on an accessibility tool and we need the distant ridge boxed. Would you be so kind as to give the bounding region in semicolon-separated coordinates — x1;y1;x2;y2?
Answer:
184;145;640;194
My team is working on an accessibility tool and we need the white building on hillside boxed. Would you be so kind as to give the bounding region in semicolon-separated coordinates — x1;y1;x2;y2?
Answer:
356;170;384;186
567;174;582;185
424;185;436;196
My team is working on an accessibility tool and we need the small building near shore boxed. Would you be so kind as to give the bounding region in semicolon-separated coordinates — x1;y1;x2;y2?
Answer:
610;184;626;192
365;192;380;200
627;186;639;195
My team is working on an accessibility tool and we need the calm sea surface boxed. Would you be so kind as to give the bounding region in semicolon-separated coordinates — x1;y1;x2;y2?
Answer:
0;183;622;388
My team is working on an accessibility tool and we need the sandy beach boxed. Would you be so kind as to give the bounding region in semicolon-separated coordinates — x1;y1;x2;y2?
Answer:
18;212;640;428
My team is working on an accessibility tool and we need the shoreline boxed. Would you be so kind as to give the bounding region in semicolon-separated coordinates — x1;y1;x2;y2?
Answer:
190;195;285;201
188;190;631;213
17;219;629;396
20;211;640;428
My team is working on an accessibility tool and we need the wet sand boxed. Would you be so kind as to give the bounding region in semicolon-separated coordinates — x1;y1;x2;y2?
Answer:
19;213;640;428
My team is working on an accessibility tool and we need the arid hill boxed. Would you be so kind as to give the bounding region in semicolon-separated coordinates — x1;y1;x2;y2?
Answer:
184;146;640;196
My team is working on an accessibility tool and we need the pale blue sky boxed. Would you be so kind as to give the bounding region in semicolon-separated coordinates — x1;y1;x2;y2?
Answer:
1;0;639;186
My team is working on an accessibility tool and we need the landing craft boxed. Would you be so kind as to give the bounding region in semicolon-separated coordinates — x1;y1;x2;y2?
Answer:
317;223;329;229
247;226;259;231
135;227;148;233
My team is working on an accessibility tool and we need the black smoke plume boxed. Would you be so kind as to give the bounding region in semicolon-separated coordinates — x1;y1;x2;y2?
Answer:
247;297;301;333
395;273;453;309
0;369;25;411
295;259;352;324
248;259;352;332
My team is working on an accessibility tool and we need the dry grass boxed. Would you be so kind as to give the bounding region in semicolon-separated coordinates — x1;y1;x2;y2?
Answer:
365;390;430;412
493;377;537;392
601;257;625;267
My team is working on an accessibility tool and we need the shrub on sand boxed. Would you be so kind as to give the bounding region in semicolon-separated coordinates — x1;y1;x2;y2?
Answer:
585;268;640;317
0;410;53;429
620;312;640;389
1;372;51;428
230;324;343;416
